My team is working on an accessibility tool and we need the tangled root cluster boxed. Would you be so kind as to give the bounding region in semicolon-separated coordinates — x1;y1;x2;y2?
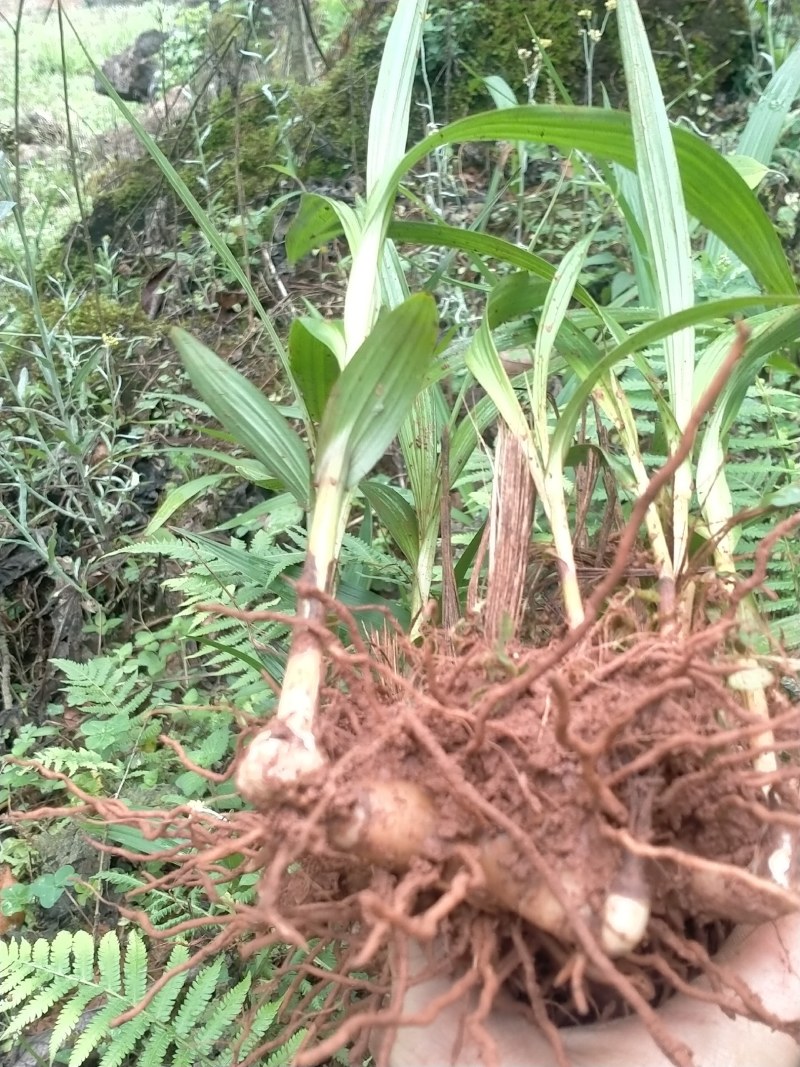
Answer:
269;606;800;1066
24;595;798;1067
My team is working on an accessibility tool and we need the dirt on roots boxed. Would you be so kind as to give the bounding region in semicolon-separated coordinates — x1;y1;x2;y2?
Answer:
20;586;800;1067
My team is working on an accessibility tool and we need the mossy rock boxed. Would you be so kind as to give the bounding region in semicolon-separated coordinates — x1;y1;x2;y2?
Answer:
594;0;751;108
12;293;156;341
348;0;749;123
288;0;750;178
46;0;750;292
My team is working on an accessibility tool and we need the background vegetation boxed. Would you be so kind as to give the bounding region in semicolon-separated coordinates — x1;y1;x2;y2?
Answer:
2;0;800;1063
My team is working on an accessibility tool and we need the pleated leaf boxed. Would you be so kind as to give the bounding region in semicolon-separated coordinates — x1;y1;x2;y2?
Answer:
361;480;420;568
617;0;695;567
706;40;800;264
289;318;341;424
344;0;428;354
316;294;439;491
391;108;795;296
170;327;311;509
285;194;354;265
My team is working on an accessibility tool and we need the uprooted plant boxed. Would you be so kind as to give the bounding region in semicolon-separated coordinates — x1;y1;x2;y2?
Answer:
5;0;800;1065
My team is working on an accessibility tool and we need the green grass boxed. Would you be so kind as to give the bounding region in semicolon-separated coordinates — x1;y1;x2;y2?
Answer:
0;3;167;134
0;2;188;265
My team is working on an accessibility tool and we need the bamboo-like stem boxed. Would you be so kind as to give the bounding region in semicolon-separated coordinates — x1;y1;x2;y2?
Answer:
591;373;676;613
514;430;585;630
236;475;347;804
484;425;535;641
546;489;586;629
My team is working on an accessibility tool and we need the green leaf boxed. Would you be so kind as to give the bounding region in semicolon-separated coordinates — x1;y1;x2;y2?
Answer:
454;521;486;591
707;40;800;262
50;986;98;1059
361;481;420;568
96;930;121;995
483;74;519;109
399;383;448;613
195;974;251;1047
726;154;770;190
170;327;312;509
143;474;230;536
617;0;695;565
764;483;800;508
267;1028;309;1067
195;637;269;676
289;318;341;424
123;934;148;1007
97;1015;150;1067
316;294;439;490
174;959;223;1036
77;40;303;417
69;1002;118;1067
82;821;180;856
535;234;592;458
147;944;192;1023
285;194;356;265
367;0;428;193
391;220;598;310
393;106;796;296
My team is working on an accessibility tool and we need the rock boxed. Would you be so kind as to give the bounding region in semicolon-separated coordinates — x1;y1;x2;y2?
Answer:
94;86;193;162
133;29;169;60
17;109;65;146
94;30;168;102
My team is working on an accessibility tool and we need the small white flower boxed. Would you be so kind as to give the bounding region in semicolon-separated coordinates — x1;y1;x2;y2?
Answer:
588;28;602;42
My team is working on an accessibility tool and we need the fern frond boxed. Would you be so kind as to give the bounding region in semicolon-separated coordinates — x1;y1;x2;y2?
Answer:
0;931;302;1067
173;957;223;1037
35;748;119;776
267;1027;309;1066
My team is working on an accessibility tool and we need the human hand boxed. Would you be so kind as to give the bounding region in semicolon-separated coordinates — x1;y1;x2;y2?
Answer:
384;911;800;1067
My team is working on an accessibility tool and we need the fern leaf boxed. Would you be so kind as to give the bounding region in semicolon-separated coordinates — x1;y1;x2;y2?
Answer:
1;929;266;1067
71;930;97;984
4;975;77;1037
97;1014;151;1067
147;945;191;1022
194;974;251;1049
267;1028;309;1067
123;931;148;1006
173;958;223;1037
0;939;34;998
51;929;74;972
0;964;34;1002
68;1002;120;1067
49;985;99;1058
97;930;122;994
1;970;51;1017
137;1026;173;1067
236;997;283;1057
36;747;118;776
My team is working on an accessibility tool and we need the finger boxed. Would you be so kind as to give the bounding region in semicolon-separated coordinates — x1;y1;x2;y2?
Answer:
388;912;800;1067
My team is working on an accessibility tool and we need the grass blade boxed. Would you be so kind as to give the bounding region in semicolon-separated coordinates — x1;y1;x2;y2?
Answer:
617;0;695;570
